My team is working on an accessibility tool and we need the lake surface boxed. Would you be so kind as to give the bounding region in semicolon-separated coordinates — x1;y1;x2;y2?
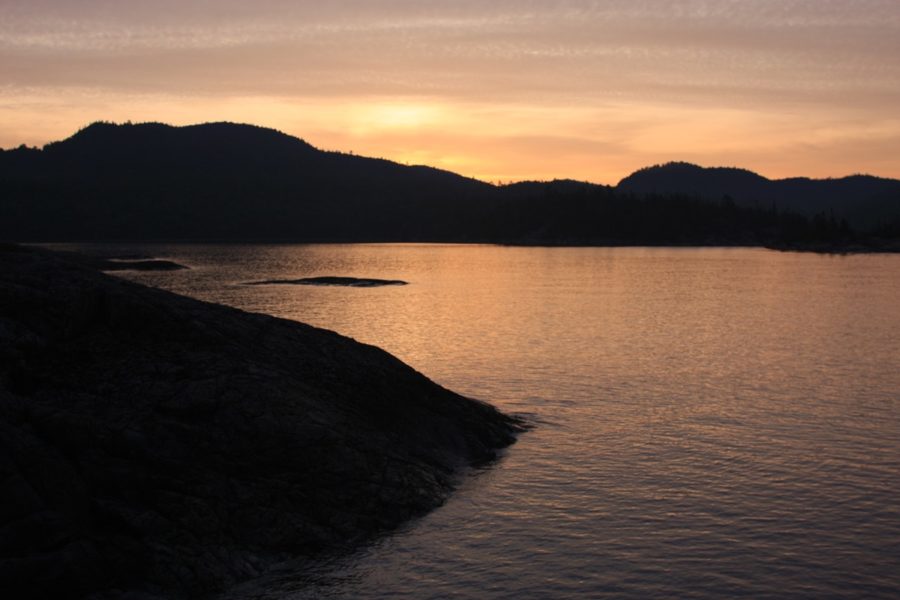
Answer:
56;244;900;599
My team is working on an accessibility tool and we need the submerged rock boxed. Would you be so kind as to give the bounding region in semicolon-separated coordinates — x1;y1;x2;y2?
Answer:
98;258;188;271
245;276;407;287
0;244;522;599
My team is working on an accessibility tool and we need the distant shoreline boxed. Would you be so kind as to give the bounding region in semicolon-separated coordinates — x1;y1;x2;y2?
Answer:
4;123;898;254
29;239;900;255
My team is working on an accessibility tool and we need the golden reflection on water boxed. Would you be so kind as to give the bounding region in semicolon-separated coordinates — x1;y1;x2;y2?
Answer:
61;243;900;599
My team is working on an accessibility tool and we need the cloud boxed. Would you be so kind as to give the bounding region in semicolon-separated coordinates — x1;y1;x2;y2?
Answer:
2;1;897;105
1;0;898;181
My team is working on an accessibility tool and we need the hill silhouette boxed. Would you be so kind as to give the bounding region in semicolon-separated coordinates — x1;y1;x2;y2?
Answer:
1;122;898;247
617;162;900;229
0;121;490;242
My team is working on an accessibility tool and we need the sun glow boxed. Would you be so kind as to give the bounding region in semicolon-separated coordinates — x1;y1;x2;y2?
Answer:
357;103;442;131
3;88;899;184
2;1;899;183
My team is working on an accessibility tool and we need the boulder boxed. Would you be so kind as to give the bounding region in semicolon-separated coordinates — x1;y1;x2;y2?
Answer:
0;244;522;599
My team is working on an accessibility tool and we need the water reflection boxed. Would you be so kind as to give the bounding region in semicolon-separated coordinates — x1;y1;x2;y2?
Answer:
54;244;900;599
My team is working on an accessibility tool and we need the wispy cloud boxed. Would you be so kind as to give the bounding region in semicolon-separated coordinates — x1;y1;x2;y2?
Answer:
1;0;898;181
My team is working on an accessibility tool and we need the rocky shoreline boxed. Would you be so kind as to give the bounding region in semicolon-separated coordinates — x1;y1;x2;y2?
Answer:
0;244;524;599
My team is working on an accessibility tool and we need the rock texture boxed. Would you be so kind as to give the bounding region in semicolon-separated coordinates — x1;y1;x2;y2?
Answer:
0;244;522;599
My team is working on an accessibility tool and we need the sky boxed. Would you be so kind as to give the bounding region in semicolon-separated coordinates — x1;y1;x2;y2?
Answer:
1;0;899;184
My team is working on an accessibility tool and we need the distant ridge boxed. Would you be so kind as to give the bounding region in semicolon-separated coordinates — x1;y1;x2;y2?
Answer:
43;121;318;168
0;121;491;242
1;122;898;246
617;161;900;229
20;121;485;187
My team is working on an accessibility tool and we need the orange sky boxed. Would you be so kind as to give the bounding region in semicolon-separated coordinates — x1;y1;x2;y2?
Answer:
1;1;899;184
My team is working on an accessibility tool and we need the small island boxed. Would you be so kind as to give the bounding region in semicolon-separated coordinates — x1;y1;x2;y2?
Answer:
0;244;523;599
99;258;189;271
245;276;408;287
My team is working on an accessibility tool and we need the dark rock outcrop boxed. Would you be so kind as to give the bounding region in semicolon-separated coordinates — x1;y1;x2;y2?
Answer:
0;244;523;599
245;276;407;287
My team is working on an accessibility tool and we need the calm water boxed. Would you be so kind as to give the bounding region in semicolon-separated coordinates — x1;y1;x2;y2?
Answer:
57;244;900;599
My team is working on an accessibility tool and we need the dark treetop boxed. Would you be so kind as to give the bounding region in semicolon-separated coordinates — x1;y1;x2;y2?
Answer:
1;122;898;249
0;244;523;599
617;161;900;231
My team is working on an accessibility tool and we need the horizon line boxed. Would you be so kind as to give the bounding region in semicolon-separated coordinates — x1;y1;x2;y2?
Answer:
2;119;894;187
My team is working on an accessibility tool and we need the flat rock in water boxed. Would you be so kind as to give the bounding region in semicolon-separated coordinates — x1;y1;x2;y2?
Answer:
246;276;407;287
99;258;188;271
0;244;522;599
